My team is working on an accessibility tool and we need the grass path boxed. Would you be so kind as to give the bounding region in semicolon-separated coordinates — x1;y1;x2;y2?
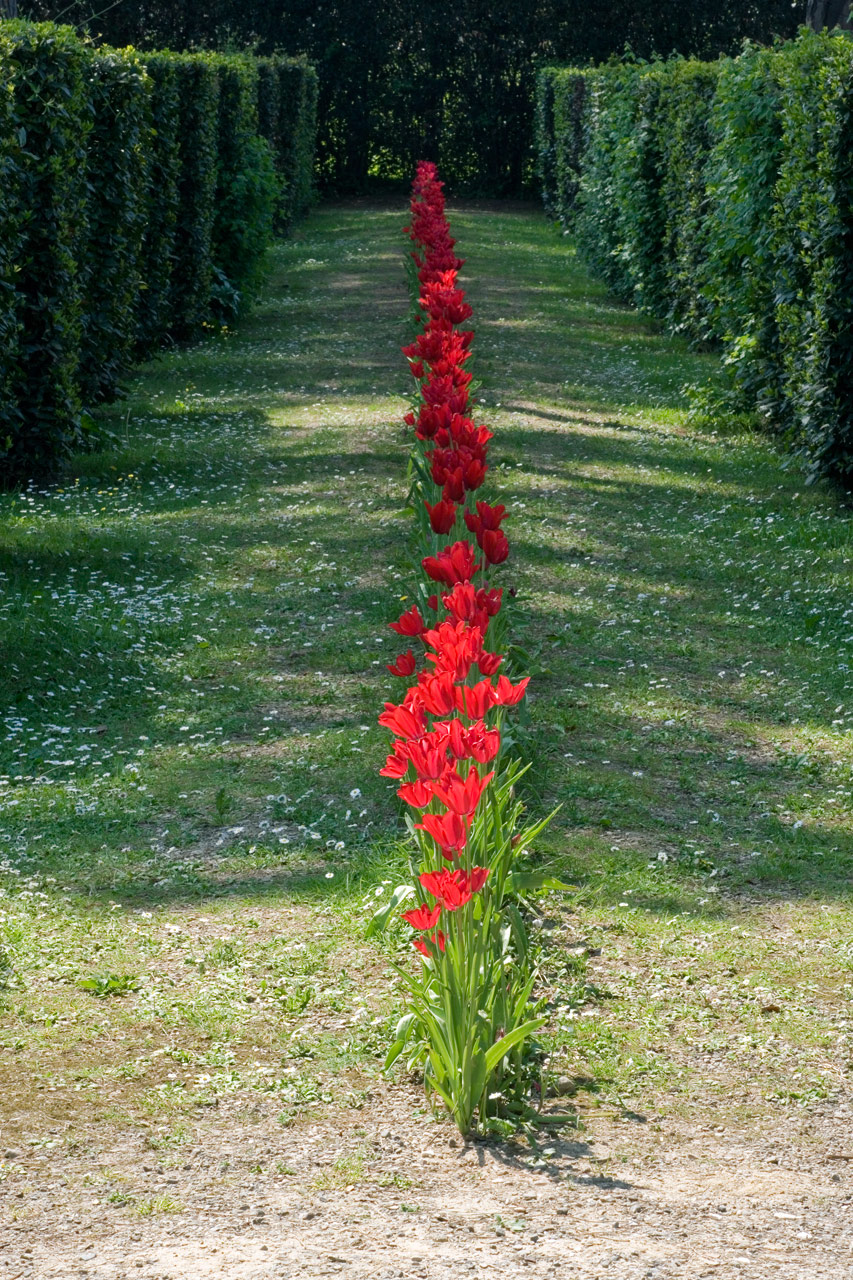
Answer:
0;201;851;1277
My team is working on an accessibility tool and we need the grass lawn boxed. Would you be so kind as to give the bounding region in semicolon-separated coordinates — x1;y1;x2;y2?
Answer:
0;199;851;1274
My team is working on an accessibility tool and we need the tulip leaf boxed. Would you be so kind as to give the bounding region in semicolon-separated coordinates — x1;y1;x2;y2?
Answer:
364;883;414;937
505;870;575;896
484;1017;547;1074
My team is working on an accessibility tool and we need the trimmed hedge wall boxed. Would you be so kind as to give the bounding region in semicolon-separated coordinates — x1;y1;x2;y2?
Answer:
257;55;318;231
0;21;91;476
78;49;149;405
212;55;278;315
134;51;181;359
168;53;219;341
537;31;853;485
0;22;318;483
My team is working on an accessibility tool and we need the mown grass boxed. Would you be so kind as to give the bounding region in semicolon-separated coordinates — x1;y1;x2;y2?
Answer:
453;206;852;1127
0;200;850;1159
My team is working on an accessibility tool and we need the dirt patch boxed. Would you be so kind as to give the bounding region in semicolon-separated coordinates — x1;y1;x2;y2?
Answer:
3;1084;851;1279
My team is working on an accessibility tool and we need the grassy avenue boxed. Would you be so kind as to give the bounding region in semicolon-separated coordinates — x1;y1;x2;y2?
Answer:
0;202;850;1210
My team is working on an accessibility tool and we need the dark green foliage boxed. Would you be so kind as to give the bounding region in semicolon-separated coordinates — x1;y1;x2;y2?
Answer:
0;21;91;480
656;61;722;340
211;54;277;315
77;48;149;405
20;0;807;195
168;53;219;340
0;49;22;451
134;52;180;358
536;68;587;228
0;21;318;481
534;68;559;219
257;55;318;231
266;55;315;230
567;60;720;337
609;64;667;316
772;30;853;481
538;31;853;484
574;63;641;302
703;45;784;417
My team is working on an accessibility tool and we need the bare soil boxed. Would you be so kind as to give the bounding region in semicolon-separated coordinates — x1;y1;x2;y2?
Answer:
3;1083;851;1280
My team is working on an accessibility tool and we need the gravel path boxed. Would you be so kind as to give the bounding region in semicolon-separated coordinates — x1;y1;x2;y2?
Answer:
3;1083;851;1279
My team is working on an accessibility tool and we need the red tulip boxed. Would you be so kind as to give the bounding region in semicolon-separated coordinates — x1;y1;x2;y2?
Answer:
416;810;470;857
412;929;446;957
477;650;502;676
398;778;432;809
387;649;417;677
418;671;457;716
494;674;530;706
465;723;501;763
390;604;426;637
420;866;490;910
454;680;496;720
431;766;493;817
378;701;426;739
482;529;509;565
425;499;457;534
380;740;410;778
402;903;441;931
422;540;481;586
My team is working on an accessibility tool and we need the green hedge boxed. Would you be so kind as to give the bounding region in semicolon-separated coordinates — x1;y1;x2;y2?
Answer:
134;51;181;359
703;45;783;420
211;55;278;317
78;48;149;405
167;53;220;341
538;31;853;485
0;21;91;479
257;55;318;231
535;67;587;229
0;46;22;456
0;22;318;483
656;61;721;341
773;33;853;481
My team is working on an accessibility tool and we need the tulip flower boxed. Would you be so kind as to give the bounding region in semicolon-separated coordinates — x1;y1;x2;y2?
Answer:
398;778;433;809
378;701;426;739
402;903;441;931
494;673;530;706
416;809;470;857
422;541;481;586
412;929;446;957
420;866;490;910
425;498;457;534
431;766;494;817
387;650;417;677
390;604;427;637
454;679;496;720
482;528;510;565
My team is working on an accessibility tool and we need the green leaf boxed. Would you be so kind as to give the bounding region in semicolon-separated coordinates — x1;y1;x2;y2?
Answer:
365;884;414;938
483;1017;547;1075
505;871;575;896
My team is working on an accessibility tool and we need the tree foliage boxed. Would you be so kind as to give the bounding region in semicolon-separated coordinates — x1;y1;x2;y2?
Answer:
20;0;807;193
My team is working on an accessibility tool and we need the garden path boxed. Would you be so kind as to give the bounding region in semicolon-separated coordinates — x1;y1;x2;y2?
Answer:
0;201;850;1278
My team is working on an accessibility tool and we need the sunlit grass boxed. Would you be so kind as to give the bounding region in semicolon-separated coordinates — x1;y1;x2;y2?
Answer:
0;200;850;1150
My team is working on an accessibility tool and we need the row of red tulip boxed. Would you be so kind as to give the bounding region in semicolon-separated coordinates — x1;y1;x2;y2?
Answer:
375;163;547;1134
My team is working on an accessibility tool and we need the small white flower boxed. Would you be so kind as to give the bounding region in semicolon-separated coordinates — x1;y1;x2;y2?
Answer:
349;788;361;799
